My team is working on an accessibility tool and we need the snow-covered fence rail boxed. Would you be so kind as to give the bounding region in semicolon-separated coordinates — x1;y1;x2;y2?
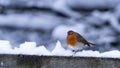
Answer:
0;54;120;68
0;40;120;68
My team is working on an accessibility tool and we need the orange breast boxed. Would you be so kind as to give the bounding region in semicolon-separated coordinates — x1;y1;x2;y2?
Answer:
66;34;76;46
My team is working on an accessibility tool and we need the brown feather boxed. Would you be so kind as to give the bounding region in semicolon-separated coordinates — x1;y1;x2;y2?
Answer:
66;30;95;47
66;34;76;46
75;32;94;46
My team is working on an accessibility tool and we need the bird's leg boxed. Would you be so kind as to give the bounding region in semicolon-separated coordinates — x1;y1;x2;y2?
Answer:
77;49;83;52
73;49;82;52
72;50;79;55
72;50;76;52
71;50;76;56
72;49;83;56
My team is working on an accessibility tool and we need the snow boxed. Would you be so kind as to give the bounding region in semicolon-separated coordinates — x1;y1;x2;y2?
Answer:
0;13;62;30
1;0;120;19
75;50;100;57
0;0;120;58
67;0;120;9
0;40;120;58
52;41;73;56
13;42;51;55
52;23;86;40
1;0;120;9
0;40;13;54
88;11;120;32
0;0;120;49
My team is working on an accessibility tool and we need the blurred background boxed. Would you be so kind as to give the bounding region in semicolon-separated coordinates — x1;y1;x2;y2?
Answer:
0;0;120;52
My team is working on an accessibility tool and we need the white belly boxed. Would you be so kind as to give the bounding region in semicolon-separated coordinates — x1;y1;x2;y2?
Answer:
68;42;84;51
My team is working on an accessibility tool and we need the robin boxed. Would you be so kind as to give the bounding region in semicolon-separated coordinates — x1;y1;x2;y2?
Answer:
66;30;95;52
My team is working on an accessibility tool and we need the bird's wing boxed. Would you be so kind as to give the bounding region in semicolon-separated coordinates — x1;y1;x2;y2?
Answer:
75;33;88;43
75;33;91;46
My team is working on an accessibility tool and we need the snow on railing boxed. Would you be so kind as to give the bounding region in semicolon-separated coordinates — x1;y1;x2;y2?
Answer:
0;40;120;58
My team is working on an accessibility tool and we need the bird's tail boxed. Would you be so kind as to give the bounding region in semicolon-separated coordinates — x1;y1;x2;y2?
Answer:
87;42;95;47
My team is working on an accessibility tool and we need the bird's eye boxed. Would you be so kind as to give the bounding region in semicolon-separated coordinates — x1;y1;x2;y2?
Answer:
69;32;73;35
71;32;73;34
68;31;74;35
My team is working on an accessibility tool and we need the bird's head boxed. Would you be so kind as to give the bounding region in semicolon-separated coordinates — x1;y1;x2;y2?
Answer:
67;30;75;35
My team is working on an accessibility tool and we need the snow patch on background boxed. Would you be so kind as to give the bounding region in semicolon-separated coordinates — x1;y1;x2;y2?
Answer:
52;23;85;40
0;40;120;58
0;13;62;30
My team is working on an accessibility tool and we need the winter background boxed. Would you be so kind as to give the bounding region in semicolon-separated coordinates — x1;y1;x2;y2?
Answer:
0;0;120;57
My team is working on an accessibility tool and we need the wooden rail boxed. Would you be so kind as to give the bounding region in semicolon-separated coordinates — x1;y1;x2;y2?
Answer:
0;54;120;68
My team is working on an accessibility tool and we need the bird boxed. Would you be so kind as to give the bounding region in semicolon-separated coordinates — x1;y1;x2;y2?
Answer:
66;30;95;52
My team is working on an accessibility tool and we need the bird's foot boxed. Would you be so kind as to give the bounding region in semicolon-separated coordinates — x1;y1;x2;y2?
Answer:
72;50;82;56
72;50;82;52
